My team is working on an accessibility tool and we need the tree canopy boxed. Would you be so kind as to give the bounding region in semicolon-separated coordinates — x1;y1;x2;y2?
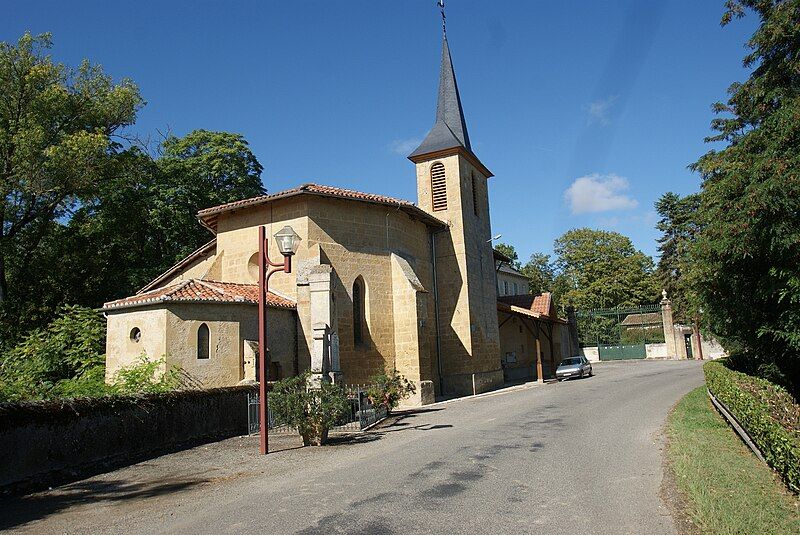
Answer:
689;0;800;389
0;33;266;346
554;228;659;310
654;192;701;323
0;32;142;312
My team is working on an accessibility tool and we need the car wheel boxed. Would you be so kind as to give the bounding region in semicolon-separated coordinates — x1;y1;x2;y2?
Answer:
588;369;593;377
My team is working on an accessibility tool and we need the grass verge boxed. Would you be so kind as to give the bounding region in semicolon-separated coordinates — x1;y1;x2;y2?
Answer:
665;386;799;534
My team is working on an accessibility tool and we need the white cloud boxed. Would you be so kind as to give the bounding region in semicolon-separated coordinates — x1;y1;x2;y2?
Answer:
586;95;618;125
564;173;639;214
388;136;422;155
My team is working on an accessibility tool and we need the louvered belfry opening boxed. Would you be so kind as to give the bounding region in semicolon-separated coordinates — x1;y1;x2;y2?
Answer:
430;162;447;211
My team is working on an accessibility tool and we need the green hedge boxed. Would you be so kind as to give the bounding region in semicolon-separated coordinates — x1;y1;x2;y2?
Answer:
704;360;800;493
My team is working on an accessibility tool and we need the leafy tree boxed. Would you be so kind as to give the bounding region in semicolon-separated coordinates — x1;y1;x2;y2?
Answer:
553;228;659;311
654;192;701;323
690;0;800;390
520;253;555;296
0;32;142;312
494;243;520;269
0;305;105;400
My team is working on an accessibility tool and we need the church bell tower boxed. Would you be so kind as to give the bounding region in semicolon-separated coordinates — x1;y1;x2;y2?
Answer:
408;28;502;396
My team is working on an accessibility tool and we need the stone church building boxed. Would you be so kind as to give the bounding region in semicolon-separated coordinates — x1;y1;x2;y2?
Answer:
103;36;573;405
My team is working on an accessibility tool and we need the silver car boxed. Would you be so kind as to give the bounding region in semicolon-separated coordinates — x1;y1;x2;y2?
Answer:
556;356;593;380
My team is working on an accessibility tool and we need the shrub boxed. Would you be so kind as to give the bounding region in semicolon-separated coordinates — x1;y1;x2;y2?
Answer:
110;354;181;395
0;305;106;400
704;360;800;493
367;371;416;412
268;373;350;446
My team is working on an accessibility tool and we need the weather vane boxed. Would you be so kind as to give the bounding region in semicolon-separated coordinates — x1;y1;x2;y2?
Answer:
438;0;446;36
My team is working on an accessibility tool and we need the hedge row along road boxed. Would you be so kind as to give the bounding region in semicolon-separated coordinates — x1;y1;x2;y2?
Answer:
704;360;800;492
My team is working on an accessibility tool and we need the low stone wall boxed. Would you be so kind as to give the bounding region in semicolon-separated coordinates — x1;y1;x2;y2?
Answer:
0;385;256;492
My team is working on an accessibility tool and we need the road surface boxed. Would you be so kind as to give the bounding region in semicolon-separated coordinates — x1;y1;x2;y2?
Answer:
1;359;704;534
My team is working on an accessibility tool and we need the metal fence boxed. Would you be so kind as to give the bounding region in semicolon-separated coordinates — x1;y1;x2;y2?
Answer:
575;304;665;360
247;384;387;436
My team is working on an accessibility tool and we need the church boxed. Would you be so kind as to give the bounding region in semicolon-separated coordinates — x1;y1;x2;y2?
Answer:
102;34;574;405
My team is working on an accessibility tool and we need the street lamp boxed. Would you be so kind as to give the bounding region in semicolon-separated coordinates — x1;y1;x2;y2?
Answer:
258;224;301;455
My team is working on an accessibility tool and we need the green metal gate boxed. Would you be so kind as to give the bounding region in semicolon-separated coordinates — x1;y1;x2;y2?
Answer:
576;304;664;361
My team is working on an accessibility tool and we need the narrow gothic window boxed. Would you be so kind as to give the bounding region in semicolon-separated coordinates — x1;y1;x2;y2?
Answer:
472;173;479;217
197;323;210;359
353;277;365;345
430;163;447;211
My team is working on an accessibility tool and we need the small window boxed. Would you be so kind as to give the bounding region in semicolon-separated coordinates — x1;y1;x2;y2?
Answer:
472;173;479;217
197;323;210;359
513;282;518;294
130;327;141;343
430;163;447;211
503;281;509;295
353;277;365;345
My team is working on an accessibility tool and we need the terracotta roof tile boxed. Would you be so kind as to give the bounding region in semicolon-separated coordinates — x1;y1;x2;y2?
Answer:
498;293;552;315
103;279;295;311
196;183;445;231
497;292;566;323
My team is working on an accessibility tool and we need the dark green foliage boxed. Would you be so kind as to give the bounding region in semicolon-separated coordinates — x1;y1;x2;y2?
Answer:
269;373;350;445
0;305;106;401
366;370;416;412
0;33;143;330
520;253;556;296
704;360;799;493
690;1;800;389
494;243;520;270
554;228;659;310
654;192;701;323
0;33;266;344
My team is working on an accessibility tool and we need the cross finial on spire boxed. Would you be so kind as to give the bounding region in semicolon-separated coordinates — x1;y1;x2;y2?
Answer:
438;0;446;37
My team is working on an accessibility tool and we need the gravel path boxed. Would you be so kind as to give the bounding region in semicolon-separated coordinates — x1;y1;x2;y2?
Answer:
1;359;704;534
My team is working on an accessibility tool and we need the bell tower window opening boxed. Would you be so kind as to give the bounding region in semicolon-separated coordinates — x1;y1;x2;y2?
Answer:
471;172;479;217
430;163;447;211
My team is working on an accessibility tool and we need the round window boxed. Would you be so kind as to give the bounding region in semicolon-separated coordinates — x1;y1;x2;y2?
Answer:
130;327;142;343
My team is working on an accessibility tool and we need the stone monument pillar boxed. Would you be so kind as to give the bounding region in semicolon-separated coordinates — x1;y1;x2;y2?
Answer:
661;290;678;359
308;265;341;386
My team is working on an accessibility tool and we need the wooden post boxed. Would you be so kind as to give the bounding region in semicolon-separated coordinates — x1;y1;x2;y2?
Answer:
535;337;543;384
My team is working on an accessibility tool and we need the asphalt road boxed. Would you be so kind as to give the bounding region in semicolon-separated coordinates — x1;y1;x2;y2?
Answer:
2;359;704;534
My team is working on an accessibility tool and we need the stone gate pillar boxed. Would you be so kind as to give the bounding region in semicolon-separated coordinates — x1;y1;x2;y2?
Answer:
661;290;678;359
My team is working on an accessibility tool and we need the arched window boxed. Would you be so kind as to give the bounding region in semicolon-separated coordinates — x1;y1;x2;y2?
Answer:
430;162;447;211
353;277;365;345
197;323;210;359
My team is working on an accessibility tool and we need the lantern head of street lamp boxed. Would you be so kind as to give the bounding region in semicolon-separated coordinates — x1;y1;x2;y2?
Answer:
274;225;301;256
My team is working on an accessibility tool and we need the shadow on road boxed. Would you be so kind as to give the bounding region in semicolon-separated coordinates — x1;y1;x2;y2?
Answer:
0;477;209;531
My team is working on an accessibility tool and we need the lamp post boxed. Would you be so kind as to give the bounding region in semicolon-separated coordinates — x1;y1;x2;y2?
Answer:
258;224;301;455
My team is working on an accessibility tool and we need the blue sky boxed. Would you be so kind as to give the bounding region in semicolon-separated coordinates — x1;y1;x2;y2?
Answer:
5;1;757;261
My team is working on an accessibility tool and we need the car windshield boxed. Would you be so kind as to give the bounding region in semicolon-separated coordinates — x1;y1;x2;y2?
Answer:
561;358;581;366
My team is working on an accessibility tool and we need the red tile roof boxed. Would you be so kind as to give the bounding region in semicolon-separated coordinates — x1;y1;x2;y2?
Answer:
103;279;295;311
497;292;566;323
196;183;446;231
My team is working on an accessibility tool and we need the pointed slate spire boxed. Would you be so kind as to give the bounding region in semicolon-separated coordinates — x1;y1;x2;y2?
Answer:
409;36;472;158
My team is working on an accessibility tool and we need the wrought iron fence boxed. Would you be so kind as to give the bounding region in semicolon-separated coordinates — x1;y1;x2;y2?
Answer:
247;383;387;436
